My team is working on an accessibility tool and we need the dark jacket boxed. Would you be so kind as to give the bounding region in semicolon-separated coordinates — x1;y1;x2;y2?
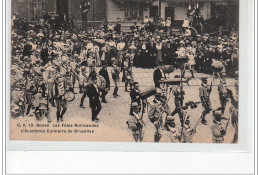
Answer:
99;67;110;88
130;88;141;105
87;83;100;107
153;68;166;88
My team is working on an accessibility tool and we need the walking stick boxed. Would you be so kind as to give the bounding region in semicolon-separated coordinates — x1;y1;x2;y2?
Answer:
224;115;231;132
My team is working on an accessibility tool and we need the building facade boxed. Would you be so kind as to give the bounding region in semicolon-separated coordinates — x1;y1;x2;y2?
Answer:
12;0;239;30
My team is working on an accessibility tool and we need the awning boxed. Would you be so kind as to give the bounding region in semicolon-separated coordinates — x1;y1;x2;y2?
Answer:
115;0;154;3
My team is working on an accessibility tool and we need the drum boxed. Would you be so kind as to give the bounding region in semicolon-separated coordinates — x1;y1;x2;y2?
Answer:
87;75;107;90
64;91;75;102
140;86;156;99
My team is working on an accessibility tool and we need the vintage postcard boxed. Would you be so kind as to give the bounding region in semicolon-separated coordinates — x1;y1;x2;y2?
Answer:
10;0;239;143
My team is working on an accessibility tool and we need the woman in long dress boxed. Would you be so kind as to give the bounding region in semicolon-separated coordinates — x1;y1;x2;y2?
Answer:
94;45;101;66
101;44;108;65
156;39;162;66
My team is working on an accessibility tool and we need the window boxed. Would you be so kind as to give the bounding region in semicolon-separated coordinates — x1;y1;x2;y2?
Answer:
124;2;144;21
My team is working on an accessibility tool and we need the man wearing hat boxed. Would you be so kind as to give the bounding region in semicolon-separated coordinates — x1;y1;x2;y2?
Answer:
129;82;141;116
123;56;133;92
98;61;110;103
229;93;238;143
199;76;212;125
11;82;25;117
23;56;32;79
179;115;195;143
87;74;102;122
171;76;185;127
79;67;89;107
218;75;231;114
153;60;166;88
111;61;120;98
148;89;165;142
54;74;68;122
126;101;144;142
211;109;226;143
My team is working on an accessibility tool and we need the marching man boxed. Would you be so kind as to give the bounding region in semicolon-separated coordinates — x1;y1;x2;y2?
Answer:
87;74;102;122
199;76;212;125
111;60;120;98
54;74;68;123
148;89;165;142
211;109;226;143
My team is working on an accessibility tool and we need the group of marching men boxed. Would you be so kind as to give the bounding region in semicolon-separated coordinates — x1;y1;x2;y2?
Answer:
10;48;135;123
10;42;238;143
127;60;239;143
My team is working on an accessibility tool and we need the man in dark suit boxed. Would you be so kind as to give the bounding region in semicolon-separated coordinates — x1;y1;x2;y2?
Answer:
147;40;157;68
99;61;110;103
88;75;102;122
129;82;141;116
153;61;166;88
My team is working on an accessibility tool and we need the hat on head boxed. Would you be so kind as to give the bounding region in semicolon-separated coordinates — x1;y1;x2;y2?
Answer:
201;76;208;83
132;102;139;108
213;108;223;120
91;76;97;80
155;88;163;97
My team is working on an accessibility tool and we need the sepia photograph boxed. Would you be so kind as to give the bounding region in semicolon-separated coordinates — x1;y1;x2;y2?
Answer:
9;0;239;143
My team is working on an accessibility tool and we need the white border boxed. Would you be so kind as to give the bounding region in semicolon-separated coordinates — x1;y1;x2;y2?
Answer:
7;0;252;153
4;0;256;173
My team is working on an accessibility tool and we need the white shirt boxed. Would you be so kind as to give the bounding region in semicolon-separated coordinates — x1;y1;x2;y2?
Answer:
86;42;94;51
156;43;162;50
160;68;166;78
182;18;190;28
117;43;125;50
166;20;171;27
93;83;99;93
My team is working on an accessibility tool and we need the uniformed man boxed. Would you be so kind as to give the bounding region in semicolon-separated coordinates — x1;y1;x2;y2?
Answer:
23;56;32;79
123;56;132;92
171;76;185;127
199;76;212;125
87;75;102;122
211;110;226;143
129;82;141;116
79;67;89;108
229;90;238;143
60;55;74;93
98;61;110;103
111;61;120;98
25;76;37;116
11;82;25;117
180;115;195;143
54;74;67;122
148;89;164;142
126;102;144;142
218;75;230;114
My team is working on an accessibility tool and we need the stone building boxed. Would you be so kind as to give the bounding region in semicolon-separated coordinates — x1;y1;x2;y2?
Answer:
11;0;239;31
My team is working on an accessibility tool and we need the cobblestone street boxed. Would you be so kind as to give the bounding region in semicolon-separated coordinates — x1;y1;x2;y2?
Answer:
11;68;237;143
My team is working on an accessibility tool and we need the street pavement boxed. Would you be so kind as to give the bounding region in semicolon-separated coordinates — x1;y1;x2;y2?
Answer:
10;68;237;143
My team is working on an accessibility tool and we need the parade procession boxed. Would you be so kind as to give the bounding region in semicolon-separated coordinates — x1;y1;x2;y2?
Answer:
10;0;239;143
